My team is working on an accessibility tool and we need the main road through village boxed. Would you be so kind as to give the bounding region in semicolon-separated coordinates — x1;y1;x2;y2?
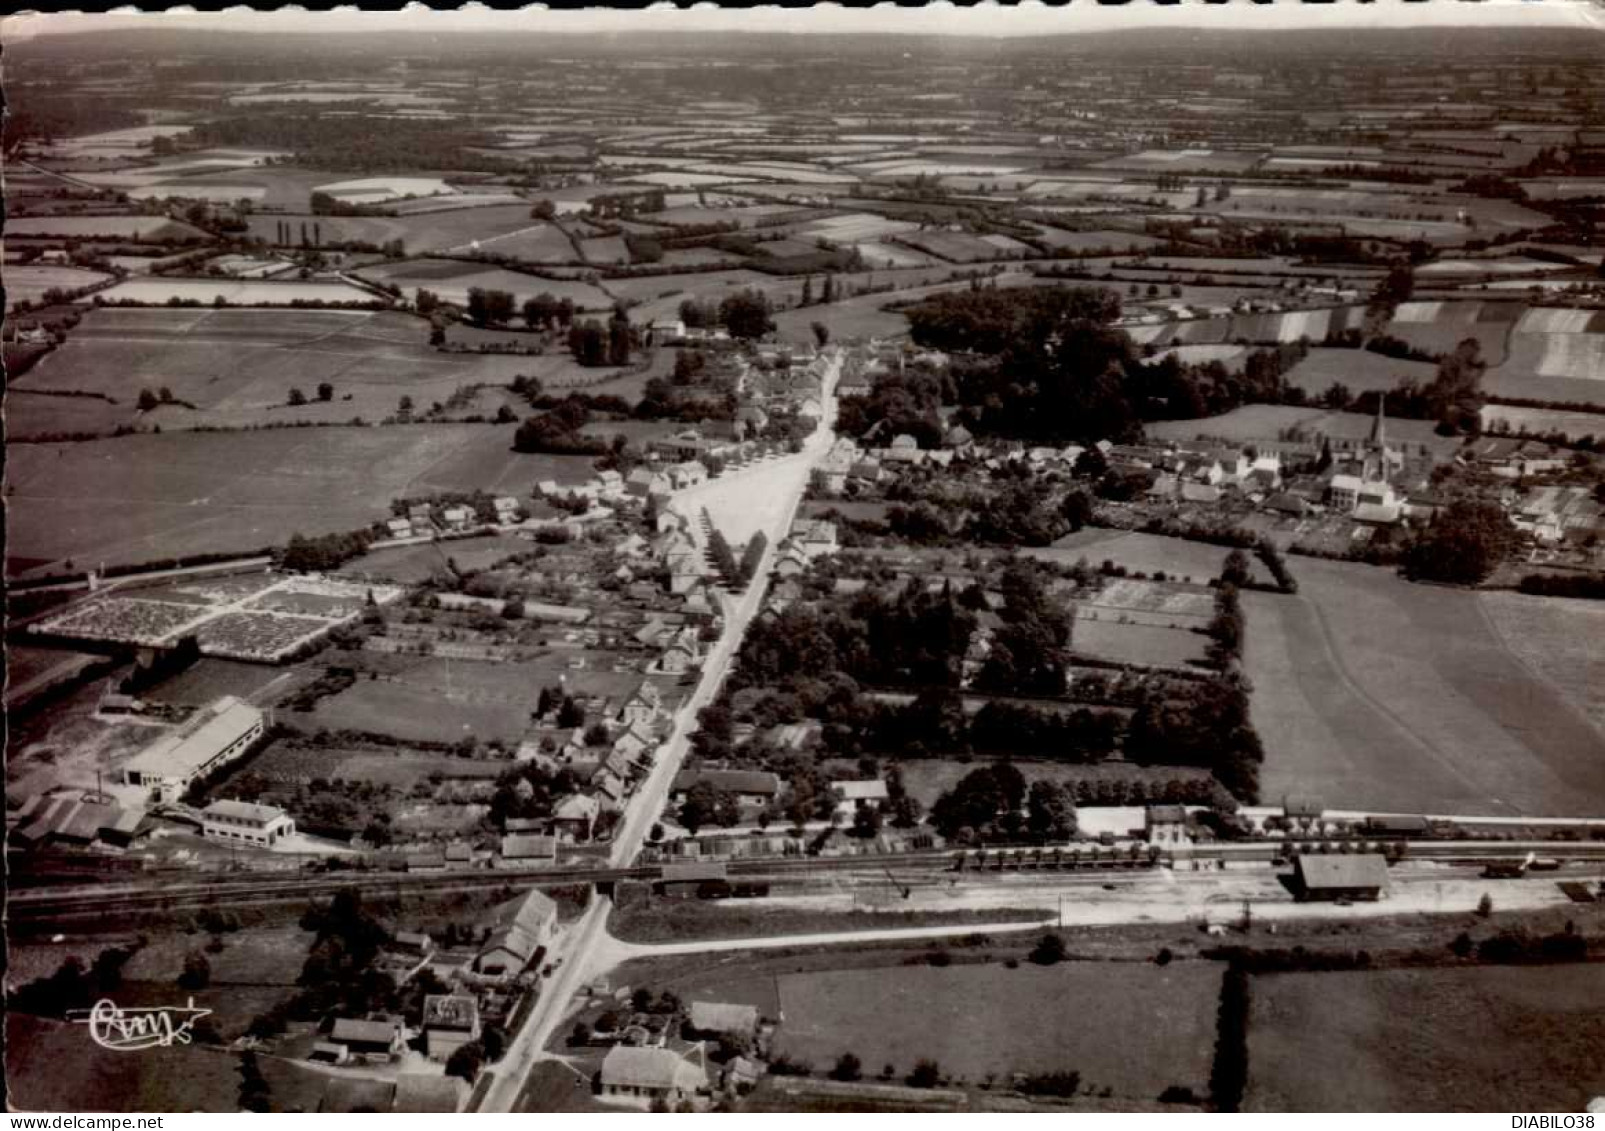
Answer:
476;348;845;1112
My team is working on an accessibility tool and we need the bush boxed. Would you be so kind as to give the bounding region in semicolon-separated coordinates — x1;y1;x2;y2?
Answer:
1029;933;1067;966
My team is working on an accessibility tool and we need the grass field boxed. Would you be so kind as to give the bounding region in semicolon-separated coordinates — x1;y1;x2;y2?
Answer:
6;264;114;307
13;307;614;430
1284;347;1439;397
97;277;377;306
336;533;542;584
1071;617;1206;668
4;424;555;578
245;202;540;254
1480;404;1605;442
1028;530;1258;586
1243;557;1605;816
775;960;1220;1096
1247;965;1605;1111
1478;591;1605;735
5;215;209;240
303;677;534;744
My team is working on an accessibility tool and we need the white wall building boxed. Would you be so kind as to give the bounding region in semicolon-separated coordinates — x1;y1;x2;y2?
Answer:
121;697;265;802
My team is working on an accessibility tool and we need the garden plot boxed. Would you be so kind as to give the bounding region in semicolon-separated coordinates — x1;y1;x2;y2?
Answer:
898;231;1021;262
31;576;403;661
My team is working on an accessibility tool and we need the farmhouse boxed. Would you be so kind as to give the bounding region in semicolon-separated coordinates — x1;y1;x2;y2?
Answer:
473;888;559;978
687;1001;759;1041
831;779;889;815
499;833;558;864
671;769;781;810
599;1046;708;1107
422;994;480;1061
1292;854;1389;902
329;1018;405;1062
1144;804;1190;845
120;696;265;802
200;799;296;847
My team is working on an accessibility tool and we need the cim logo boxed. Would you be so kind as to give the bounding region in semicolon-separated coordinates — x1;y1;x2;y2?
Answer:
69;998;213;1052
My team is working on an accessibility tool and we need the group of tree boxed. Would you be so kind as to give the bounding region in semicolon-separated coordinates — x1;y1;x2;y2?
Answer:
1124;675;1263;802
568;313;632;367
280;528;379;572
1402;497;1514;585
974;559;1075;698
466;287;517;326
902;285;1310;444
521;292;577;331
512;397;609;455
488;759;579;830
1206;579;1246;671
738;532;768;586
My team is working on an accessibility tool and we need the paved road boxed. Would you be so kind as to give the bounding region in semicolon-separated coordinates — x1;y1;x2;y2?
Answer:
479;348;843;1111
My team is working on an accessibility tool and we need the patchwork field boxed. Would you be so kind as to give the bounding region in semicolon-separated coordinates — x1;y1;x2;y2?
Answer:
354;258;614;309
776;961;1220;1097
97;277;380;306
6;264;115;307
4;424;555;579
11;307;621;430
1243;557;1605;816
244;202;541;255
1247;966;1605;1112
5;215;210;241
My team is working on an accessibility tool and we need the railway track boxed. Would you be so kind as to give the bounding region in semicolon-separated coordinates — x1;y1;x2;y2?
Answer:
12;841;1602;924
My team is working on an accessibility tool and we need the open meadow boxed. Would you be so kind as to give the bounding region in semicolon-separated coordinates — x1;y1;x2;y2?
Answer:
12;307;609;430
1243;557;1605;816
775;960;1220;1097
4;424;558;579
1247;965;1605;1112
1283;347;1439;398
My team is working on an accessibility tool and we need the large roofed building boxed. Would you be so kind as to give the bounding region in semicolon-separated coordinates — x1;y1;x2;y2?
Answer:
200;798;295;847
121;696;265;802
1293;854;1390;902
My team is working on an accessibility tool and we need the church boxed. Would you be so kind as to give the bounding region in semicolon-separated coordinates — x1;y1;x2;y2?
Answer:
1326;397;1404;524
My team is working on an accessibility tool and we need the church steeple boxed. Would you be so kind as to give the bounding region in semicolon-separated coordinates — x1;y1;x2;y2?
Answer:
1368;392;1387;450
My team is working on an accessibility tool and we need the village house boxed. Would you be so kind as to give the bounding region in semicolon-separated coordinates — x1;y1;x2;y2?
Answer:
599;1046;708;1108
473;888;559;978
422;994;480;1062
200;799;296;848
670;768;782;813
1144;804;1190;845
550;793;601;841
492;496;521;523
498;833;558;866
619;682;664;727
440;504;474;531
386;517;414;539
831;779;889;816
686;1001;760;1042
628;467;673;498
328;1018;406;1063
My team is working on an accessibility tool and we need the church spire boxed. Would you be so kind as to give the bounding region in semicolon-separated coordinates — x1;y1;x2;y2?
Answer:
1369;391;1387;449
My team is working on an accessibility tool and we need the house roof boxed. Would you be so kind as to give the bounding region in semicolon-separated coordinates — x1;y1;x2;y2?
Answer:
831;780;889;802
122;696;263;784
601;1046;708;1093
689;1000;759;1034
501;834;557;860
671;769;781;797
1146;804;1188;824
1294;854;1390;891
422;994;479;1032
505;887;559;936
660;861;729;883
